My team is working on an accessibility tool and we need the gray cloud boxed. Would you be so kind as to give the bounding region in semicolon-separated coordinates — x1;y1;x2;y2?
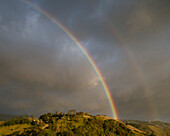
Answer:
0;0;169;121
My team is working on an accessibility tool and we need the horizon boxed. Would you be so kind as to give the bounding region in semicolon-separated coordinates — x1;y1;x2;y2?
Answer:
0;111;170;123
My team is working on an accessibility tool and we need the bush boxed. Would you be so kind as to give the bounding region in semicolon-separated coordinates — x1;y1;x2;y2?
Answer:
3;116;30;126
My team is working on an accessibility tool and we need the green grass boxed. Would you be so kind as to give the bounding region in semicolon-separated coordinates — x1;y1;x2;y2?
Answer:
0;124;31;136
122;120;170;136
148;125;170;136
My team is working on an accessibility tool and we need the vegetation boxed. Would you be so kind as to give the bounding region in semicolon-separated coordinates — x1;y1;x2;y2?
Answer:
0;111;169;136
0;124;31;136
122;120;170;136
3;116;31;126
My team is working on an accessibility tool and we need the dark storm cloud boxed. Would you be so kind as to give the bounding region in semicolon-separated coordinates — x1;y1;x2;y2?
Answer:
0;0;170;121
82;0;170;121
0;37;108;115
0;0;111;116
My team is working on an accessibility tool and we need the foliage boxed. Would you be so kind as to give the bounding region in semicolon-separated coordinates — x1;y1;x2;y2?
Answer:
37;111;137;136
0;124;31;136
122;120;170;136
3;116;31;126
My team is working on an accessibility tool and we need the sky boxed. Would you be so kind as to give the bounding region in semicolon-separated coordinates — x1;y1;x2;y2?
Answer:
0;0;170;122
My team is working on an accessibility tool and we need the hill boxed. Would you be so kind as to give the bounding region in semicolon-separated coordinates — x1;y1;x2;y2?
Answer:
0;111;169;136
122;120;170;136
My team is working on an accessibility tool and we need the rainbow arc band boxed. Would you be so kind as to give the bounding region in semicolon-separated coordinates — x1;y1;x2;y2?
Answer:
87;1;157;120
22;0;119;119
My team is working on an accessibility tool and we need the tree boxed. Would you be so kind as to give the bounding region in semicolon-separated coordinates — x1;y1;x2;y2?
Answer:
39;114;50;123
67;109;76;115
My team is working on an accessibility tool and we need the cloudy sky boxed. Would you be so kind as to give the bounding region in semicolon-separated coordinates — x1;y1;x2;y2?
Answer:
0;0;170;122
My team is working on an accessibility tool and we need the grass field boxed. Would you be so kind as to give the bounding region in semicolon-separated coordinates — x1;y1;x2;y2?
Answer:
0;124;31;136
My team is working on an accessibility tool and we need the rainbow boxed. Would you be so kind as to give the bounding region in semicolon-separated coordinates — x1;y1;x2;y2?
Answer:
22;0;119;119
89;5;158;120
103;16;157;120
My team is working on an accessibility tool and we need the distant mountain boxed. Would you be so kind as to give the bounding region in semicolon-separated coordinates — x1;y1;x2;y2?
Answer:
0;114;19;121
0;111;169;136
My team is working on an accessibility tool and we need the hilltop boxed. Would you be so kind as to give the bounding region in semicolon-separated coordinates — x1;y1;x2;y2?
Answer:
0;111;169;136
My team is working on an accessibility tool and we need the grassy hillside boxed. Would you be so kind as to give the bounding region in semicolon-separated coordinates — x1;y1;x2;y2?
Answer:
0;111;169;136
0;124;31;136
122;120;170;136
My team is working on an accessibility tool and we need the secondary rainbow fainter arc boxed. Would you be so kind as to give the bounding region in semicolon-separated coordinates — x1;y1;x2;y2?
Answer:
22;0;119;119
96;11;157;120
87;1;157;120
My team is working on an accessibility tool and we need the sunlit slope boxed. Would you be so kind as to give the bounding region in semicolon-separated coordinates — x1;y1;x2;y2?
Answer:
122;120;170;136
0;124;31;136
